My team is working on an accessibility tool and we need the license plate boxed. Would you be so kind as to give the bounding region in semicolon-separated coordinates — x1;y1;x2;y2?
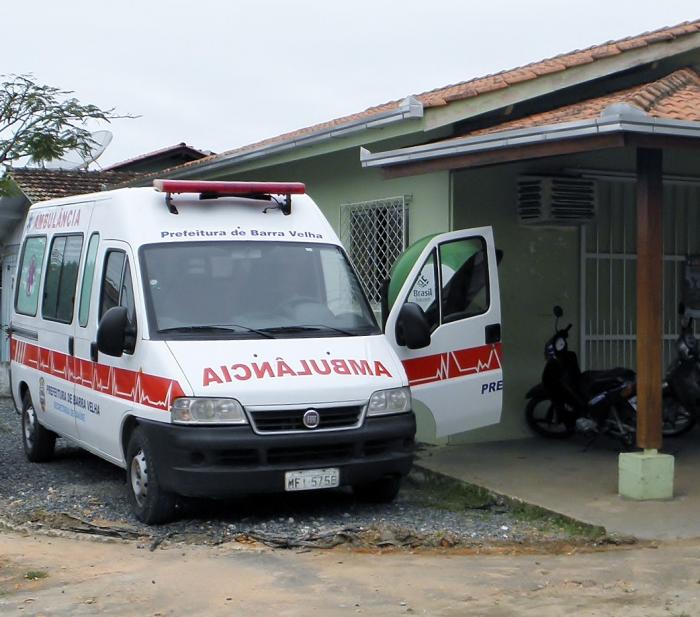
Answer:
285;468;340;492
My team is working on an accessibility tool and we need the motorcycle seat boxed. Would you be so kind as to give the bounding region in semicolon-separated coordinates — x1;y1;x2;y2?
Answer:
583;368;635;383
580;368;635;397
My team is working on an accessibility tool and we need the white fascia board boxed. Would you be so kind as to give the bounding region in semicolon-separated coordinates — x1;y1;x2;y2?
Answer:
360;114;700;168
171;96;424;178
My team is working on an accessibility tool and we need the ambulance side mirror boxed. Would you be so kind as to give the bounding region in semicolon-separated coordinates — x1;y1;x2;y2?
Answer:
97;306;129;357
395;303;431;350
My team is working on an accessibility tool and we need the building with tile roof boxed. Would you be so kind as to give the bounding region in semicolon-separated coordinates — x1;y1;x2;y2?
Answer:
103;143;212;174
140;19;700;456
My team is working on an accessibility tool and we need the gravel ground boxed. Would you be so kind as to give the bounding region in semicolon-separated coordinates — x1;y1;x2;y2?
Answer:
0;400;602;550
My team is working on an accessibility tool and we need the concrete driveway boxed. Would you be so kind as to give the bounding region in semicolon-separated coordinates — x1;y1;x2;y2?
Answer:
418;429;700;540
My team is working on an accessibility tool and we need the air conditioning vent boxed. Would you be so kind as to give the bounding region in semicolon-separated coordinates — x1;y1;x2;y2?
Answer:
517;176;597;226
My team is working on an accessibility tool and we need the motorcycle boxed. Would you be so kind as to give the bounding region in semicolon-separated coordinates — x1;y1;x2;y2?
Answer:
525;306;638;448
660;303;700;434
526;306;694;446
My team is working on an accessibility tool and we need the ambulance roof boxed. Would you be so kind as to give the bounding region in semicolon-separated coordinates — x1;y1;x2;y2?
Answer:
24;184;340;249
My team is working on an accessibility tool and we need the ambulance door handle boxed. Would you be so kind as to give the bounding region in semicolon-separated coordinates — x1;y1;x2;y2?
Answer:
90;342;98;363
68;336;74;356
485;323;501;344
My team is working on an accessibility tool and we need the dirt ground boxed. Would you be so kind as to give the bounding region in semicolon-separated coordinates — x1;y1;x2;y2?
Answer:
1;531;699;616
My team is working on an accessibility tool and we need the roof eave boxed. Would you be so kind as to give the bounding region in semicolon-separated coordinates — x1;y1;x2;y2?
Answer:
360;112;700;170
162;96;424;180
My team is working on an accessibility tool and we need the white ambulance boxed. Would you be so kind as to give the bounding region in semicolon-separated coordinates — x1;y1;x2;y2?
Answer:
10;180;502;523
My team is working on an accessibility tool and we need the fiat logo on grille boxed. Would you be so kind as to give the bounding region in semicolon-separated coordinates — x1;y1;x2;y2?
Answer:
303;409;320;429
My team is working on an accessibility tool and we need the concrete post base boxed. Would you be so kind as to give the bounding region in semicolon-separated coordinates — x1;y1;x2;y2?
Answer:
618;449;674;500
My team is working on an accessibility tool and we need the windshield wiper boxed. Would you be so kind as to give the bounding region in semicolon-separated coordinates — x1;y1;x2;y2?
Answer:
157;324;275;339
260;324;356;336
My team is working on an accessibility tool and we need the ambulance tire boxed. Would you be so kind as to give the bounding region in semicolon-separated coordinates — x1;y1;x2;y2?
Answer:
21;391;56;463
353;475;401;503
126;427;176;525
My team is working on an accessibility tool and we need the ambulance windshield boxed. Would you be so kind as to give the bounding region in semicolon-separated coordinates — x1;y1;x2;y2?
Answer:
140;241;380;339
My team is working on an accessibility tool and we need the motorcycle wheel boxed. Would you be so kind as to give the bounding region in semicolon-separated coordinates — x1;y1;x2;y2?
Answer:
525;395;575;438
662;393;696;437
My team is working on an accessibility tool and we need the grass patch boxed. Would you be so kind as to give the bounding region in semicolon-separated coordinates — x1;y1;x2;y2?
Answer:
410;466;607;541
507;500;607;540
24;570;48;581
405;469;495;511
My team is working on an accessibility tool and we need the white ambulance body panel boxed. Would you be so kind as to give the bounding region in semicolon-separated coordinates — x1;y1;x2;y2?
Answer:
9;180;502;523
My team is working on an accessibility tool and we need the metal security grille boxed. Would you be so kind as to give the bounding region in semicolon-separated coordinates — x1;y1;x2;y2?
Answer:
581;179;700;370
340;196;409;308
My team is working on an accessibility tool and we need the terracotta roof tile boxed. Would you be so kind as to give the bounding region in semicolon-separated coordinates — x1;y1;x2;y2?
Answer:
558;53;595;67
615;38;649;51
644;31;679;43
8;168;143;203
590;45;623;59
468;67;700;136
146;18;700;178
501;68;541;85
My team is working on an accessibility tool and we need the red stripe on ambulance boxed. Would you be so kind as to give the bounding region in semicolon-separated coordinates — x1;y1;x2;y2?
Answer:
11;338;185;411
402;343;502;387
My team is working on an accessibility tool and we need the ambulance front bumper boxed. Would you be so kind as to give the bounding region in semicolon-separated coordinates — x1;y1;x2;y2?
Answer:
139;413;416;498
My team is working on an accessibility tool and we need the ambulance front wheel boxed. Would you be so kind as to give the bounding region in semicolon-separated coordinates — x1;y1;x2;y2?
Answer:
126;427;176;524
21;391;56;463
352;475;401;503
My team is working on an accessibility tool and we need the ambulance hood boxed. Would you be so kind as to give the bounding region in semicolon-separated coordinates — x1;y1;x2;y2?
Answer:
165;335;406;406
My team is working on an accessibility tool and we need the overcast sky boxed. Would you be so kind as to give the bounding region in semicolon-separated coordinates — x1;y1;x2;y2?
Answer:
5;1;699;167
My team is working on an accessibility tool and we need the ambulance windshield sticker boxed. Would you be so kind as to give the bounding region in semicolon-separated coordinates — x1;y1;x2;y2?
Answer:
16;236;47;315
409;259;437;312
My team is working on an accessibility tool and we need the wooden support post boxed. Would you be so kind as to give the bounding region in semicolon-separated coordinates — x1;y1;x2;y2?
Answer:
636;148;663;450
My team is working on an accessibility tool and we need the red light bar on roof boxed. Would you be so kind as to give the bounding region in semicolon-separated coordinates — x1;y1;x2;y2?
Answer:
153;179;306;196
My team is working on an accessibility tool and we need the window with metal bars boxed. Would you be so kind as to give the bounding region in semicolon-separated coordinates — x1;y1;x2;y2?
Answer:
340;196;409;309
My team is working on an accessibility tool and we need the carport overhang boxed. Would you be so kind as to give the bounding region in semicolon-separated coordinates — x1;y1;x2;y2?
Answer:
360;109;700;178
362;109;700;497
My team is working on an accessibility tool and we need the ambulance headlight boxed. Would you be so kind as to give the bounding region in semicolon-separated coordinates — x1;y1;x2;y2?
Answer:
367;387;412;416
171;398;248;425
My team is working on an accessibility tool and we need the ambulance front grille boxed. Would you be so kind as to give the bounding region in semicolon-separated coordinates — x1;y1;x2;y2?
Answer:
249;406;364;433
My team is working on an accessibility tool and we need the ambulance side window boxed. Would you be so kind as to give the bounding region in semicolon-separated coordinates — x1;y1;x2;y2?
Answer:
100;251;125;318
439;237;489;324
78;233;100;327
42;234;84;324
402;237;489;330
121;261;136;327
99;251;137;345
15;236;47;316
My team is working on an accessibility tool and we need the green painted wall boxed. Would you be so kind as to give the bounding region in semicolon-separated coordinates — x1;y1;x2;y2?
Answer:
451;163;580;443
222;148;451;251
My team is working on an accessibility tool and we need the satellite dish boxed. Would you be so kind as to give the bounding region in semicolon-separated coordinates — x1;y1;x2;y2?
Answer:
41;130;113;170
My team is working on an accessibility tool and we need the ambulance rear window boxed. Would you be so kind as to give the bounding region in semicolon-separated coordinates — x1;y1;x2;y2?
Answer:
15;236;47;317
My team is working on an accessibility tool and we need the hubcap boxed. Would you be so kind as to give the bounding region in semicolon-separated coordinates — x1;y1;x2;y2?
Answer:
24;404;36;448
130;450;149;507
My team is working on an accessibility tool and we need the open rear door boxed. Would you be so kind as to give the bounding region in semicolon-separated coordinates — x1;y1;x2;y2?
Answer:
385;227;502;437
